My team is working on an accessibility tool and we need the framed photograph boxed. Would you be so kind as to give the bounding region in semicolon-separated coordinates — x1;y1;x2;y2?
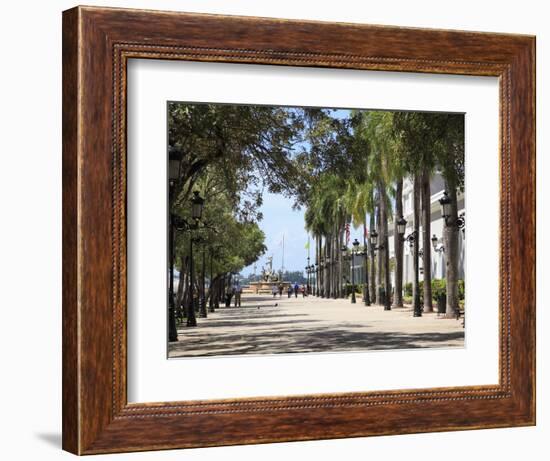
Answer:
62;6;535;455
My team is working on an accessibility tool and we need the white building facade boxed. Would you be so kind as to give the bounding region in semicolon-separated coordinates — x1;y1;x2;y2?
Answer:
347;173;465;295
389;173;465;287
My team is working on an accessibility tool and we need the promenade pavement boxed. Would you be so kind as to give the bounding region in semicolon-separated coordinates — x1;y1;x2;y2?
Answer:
168;293;464;358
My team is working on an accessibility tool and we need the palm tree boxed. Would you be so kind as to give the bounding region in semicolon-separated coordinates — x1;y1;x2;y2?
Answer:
393;177;404;307
343;180;375;305
421;169;433;312
356;111;399;310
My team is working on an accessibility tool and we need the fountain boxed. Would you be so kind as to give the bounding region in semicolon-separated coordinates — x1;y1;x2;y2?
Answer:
247;256;291;294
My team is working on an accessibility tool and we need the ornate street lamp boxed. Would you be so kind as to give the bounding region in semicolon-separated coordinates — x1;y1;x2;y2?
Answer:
439;190;452;222
191;190;205;221
369;230;385;252
369;230;378;247
457;212;466;236
397;216;407;235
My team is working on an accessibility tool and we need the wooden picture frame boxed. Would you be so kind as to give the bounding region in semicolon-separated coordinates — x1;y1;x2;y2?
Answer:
62;5;535;455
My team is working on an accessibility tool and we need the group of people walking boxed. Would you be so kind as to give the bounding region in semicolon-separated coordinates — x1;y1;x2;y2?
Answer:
272;283;308;298
225;281;310;309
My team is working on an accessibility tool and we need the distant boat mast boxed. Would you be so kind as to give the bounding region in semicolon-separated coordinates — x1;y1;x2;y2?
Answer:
281;233;285;277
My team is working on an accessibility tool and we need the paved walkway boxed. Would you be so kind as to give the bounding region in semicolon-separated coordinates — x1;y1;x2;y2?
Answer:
168;294;464;358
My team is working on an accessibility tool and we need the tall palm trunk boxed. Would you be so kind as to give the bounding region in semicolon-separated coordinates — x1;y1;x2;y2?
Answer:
444;183;460;318
376;201;383;305
422;170;433;312
379;186;391;310
323;238;329;298
331;231;336;298
369;212;376;303
393;178;404;307
363;220;371;305
413;174;422;316
316;235;321;296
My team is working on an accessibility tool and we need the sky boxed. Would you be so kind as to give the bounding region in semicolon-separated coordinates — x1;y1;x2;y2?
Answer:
240;190;365;277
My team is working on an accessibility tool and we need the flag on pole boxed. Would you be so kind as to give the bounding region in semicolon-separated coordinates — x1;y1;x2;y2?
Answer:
304;240;310;250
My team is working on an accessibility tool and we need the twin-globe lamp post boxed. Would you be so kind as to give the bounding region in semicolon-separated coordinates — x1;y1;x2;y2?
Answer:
341;238;360;304
168;150;205;338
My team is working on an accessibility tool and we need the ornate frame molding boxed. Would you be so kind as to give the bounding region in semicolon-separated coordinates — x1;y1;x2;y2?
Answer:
63;6;535;454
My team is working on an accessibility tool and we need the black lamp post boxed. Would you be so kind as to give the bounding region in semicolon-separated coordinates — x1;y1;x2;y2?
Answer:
167;149;183;342
397;217;421;317
357;248;370;306
186;190;205;327
306;255;311;294
340;244;348;300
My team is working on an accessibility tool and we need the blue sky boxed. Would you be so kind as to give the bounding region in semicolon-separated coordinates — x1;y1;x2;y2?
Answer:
240;190;366;277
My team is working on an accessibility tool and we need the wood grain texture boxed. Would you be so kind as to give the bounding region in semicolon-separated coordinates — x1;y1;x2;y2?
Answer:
62;5;536;455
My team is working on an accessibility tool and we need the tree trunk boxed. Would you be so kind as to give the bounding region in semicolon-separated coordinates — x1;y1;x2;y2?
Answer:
445;182;460;318
316;235;321;296
422;170;433;312
331;228;336;298
393;178;404;307
369;212;376;303
176;253;188;313
413;174;422;316
379;186;391;310
363;220;371;305
376;200;383;305
322;237;327;298
338;224;344;298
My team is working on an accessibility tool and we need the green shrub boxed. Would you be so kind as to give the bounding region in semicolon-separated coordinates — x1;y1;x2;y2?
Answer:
458;279;465;300
431;279;446;299
344;283;362;296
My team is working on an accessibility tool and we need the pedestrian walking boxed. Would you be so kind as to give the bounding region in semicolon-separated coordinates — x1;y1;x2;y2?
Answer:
294;282;299;298
278;283;284;298
287;285;292;298
272;285;278;298
233;281;242;307
302;284;307;298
